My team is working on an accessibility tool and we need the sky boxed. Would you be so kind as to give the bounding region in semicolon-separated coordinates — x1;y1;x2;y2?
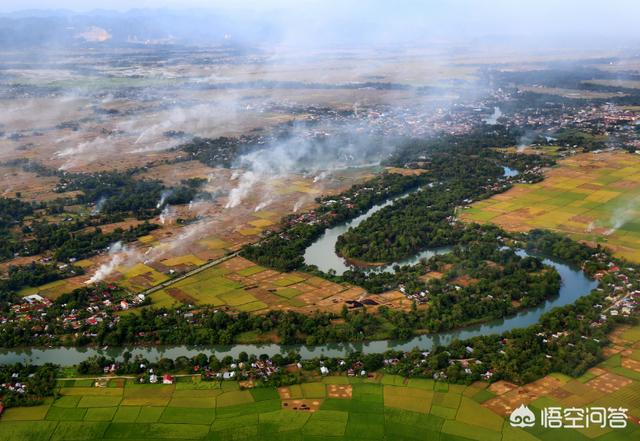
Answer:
1;1;640;48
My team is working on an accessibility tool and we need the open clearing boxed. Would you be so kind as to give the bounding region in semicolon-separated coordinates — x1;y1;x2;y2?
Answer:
461;151;640;262
4;335;640;441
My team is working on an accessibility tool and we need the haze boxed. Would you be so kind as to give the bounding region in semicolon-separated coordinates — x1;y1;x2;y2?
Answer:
1;1;640;50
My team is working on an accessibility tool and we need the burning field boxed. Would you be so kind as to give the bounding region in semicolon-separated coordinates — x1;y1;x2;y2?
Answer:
461;151;640;262
4;162;376;311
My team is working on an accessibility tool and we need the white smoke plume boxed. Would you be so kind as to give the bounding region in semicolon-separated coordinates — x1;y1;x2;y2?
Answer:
156;189;173;209
605;198;640;235
254;198;273;212
87;241;138;284
225;170;259;208
293;195;313;212
484;106;503;125
224;121;395;210
55;136;117;170
91;196;107;215
159;205;173;225
313;171;329;183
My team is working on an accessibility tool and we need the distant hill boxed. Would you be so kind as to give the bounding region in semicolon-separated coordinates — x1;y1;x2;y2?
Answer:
0;9;276;49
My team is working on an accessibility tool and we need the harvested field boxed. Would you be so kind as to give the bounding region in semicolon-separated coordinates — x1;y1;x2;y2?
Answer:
462;151;640;262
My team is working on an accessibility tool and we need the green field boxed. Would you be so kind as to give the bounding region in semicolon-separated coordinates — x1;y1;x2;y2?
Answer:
142;255;347;314
3;371;639;441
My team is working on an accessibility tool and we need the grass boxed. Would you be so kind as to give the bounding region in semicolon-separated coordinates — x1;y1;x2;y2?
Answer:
147;289;180;309
218;291;259;306
431;404;459;420
433;391;461;409
346;411;386;438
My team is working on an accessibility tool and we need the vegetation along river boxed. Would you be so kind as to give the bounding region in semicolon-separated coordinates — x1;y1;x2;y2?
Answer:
0;177;596;365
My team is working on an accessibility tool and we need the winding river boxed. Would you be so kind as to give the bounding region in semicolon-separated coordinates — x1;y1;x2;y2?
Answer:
0;178;596;365
303;189;451;275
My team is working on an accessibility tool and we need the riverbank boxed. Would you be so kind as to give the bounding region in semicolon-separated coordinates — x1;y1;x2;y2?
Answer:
0;251;597;365
2;323;639;441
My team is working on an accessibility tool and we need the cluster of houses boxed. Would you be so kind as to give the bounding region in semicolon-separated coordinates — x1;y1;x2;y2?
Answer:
399;284;430;303
532;253;640;360
591;258;639;320
63;292;146;331
273;100;489;140
148;373;175;384
0;373;27;396
60;288;145;331
201;359;280;382
1;284;147;339
6;294;52;323
506;99;640;151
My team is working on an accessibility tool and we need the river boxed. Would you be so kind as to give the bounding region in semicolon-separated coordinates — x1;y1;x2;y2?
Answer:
0;181;596;365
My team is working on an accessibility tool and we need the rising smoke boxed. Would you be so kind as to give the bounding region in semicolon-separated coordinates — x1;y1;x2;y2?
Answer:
605;197;640;235
87;241;134;284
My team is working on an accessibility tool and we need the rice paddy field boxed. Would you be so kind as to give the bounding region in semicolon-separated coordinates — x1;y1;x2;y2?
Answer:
3;331;640;441
461;151;640;262
144;255;367;314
